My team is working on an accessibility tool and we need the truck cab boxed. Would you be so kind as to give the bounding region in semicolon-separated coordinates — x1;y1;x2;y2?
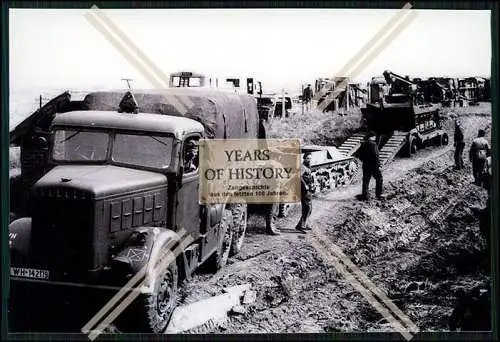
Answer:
9;91;240;333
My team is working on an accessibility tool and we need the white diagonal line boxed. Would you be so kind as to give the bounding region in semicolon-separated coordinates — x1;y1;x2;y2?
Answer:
81;229;187;336
317;8;417;111
313;2;412;101
88;5;194;111
307;234;415;340
84;11;187;114
317;9;418;112
85;7;192;114
313;228;419;333
87;234;195;341
316;4;417;110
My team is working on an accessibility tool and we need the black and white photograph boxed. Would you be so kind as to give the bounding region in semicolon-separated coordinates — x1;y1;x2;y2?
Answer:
7;4;494;338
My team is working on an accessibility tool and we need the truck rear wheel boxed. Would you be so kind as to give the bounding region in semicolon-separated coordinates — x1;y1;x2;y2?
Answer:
208;208;233;271
230;204;248;256
278;203;290;217
441;133;449;145
121;261;178;333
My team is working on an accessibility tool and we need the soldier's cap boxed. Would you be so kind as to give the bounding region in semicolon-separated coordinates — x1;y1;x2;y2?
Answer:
185;140;199;148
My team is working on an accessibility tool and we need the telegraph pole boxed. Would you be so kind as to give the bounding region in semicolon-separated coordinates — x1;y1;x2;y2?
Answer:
301;84;304;115
121;78;134;89
282;88;286;118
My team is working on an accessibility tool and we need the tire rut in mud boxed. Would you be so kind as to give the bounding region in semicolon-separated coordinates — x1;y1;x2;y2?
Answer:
176;110;492;334
320;158;490;332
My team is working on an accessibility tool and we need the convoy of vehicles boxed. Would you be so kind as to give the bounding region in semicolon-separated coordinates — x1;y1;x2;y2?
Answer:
339;70;450;165
8;86;262;333
256;93;292;121
10;67;489;333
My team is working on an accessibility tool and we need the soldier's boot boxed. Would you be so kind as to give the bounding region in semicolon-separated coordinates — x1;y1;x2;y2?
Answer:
356;193;369;201
265;216;280;235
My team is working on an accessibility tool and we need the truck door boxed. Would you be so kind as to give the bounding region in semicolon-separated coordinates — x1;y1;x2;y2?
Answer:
175;136;221;264
175;136;201;239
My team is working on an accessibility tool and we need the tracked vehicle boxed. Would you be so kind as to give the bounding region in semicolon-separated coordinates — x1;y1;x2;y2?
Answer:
276;145;360;217
302;145;359;191
336;70;449;166
8;86;269;333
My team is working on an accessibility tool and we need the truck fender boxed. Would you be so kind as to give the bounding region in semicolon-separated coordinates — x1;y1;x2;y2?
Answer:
8;217;32;264
110;227;191;291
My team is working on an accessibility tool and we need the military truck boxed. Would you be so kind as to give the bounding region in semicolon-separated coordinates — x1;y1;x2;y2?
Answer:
256;95;276;121
8;87;262;333
274;95;292;118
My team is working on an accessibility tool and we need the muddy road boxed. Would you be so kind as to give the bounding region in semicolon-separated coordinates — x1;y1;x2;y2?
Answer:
177;107;491;334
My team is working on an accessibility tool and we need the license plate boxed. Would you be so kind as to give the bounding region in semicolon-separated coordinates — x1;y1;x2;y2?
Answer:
10;267;50;280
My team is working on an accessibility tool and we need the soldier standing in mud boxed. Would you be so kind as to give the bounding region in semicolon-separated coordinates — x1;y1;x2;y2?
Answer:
258;118;281;235
295;152;316;233
454;119;465;169
302;84;313;112
469;129;491;186
356;131;383;201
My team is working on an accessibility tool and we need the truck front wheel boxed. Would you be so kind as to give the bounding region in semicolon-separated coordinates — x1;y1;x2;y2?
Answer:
121;261;178;333
441;133;449;146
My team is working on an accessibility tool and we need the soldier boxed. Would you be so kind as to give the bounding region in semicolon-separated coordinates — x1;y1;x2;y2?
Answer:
469;129;490;185
356;131;383;201
295;152;316;233
183;139;199;173
258;118;281;236
302;84;313;112
454;119;465;169
483;156;492;190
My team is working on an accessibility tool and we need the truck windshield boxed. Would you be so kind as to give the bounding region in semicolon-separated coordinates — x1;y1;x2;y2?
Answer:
53;129;110;162
112;133;173;169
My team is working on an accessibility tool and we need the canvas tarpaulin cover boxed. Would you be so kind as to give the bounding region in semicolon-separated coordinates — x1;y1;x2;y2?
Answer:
82;88;259;140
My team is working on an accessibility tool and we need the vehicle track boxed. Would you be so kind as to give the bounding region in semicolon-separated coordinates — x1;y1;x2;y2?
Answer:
176;111;490;334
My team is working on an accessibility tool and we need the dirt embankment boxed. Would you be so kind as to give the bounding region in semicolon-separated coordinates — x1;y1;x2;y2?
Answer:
178;104;491;334
267;108;364;147
320;159;490;332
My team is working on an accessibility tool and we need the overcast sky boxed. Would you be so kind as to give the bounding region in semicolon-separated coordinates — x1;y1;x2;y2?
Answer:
9;8;491;93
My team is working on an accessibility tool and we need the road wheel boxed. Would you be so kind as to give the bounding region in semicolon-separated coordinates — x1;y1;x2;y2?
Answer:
442;133;449;145
211;208;233;270
328;173;338;189
278;203;290;217
230;204;247;256
121;260;178;333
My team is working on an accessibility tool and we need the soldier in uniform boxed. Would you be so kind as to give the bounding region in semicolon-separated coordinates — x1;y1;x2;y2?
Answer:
356;131;383;201
469;129;490;185
302;84;313;112
183;139;199;173
454;119;465;169
257;118;281;236
295;152;316;232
